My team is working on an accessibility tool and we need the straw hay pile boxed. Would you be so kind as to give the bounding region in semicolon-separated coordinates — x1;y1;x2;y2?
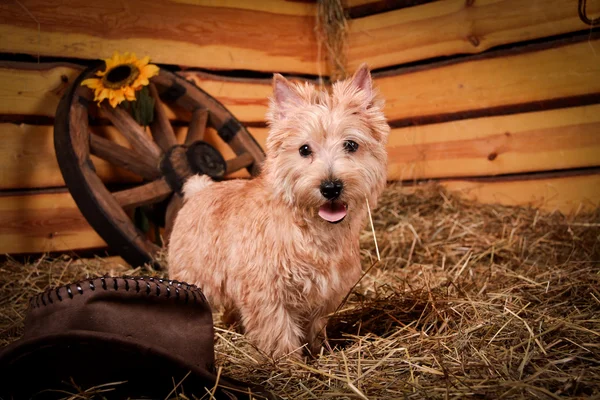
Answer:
1;182;599;399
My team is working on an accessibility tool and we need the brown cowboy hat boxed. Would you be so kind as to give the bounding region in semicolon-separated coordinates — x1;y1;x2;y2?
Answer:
0;276;278;399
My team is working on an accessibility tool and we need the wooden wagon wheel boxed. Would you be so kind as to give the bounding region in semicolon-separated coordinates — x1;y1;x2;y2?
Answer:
54;65;265;269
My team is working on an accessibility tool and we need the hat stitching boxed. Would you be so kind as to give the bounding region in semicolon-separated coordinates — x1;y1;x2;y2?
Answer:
29;276;208;309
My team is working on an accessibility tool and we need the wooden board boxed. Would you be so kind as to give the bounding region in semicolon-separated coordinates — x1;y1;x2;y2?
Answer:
1;172;598;255
0;63;80;120
0;63;272;125
378;39;600;123
0;191;107;254
442;173;600;215
3;103;600;189
387;104;600;180
347;0;600;70
0;0;322;75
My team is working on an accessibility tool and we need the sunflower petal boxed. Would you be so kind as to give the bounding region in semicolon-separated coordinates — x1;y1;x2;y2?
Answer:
133;76;150;89
104;52;120;70
81;78;101;89
143;64;160;79
109;89;126;108
137;56;151;67
97;88;110;102
124;86;137;101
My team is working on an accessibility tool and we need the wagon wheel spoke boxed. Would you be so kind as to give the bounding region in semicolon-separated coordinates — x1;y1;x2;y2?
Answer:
163;194;183;245
89;131;160;181
185;108;209;145
226;152;255;175
148;83;178;151
100;103;163;162
113;178;172;210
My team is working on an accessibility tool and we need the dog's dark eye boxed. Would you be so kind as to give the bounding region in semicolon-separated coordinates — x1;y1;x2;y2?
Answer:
343;140;359;153
299;144;312;157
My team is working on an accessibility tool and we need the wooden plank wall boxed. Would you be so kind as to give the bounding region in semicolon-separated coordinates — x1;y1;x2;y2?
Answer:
0;0;599;255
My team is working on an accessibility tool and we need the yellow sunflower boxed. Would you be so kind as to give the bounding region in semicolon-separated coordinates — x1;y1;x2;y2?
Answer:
81;52;160;108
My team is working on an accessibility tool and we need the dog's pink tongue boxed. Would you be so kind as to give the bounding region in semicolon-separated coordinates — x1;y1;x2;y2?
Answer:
318;201;347;222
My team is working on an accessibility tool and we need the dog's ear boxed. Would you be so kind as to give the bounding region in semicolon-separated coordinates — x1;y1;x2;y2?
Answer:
270;74;303;120
350;63;373;105
273;74;301;105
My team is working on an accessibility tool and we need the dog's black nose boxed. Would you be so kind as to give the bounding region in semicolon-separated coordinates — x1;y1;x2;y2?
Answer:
320;180;343;200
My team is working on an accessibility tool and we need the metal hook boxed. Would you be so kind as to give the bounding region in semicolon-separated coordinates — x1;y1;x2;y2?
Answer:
579;0;599;26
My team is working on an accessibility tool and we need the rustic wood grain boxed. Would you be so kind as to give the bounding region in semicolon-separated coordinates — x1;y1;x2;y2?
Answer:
0;62;81;119
1;0;597;74
163;193;183;245
3;39;600;128
113;178;172;210
387;104;600;180
185;108;209;145
0;62;272;125
0;191;107;254
0;0;322;74
442;173;600;215
89;131;161;181
2;172;597;255
347;0;600;70
100;103;163;161
378;39;600;123
149;83;178;151
226;152;255;175
3;103;600;189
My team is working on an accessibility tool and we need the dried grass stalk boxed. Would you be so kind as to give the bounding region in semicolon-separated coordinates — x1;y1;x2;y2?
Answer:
316;0;348;82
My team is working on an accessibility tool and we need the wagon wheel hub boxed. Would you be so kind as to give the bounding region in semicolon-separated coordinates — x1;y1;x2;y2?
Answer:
160;141;227;194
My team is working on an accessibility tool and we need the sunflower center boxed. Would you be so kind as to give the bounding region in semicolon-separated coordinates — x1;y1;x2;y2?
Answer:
102;63;140;89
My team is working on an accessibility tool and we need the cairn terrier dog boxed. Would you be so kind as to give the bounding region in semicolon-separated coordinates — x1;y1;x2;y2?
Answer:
168;64;389;359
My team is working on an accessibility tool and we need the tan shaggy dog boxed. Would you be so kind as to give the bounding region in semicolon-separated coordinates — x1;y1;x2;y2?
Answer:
168;64;389;359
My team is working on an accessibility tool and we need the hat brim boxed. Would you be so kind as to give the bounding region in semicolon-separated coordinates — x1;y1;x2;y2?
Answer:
0;331;276;400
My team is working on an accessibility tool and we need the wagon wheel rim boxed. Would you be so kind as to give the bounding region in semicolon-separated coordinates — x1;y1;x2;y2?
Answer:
54;65;265;269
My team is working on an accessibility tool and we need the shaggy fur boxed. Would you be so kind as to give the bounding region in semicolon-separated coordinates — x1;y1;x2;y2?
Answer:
168;64;389;359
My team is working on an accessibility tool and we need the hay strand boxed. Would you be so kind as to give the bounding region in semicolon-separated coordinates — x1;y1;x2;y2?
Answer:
315;0;348;81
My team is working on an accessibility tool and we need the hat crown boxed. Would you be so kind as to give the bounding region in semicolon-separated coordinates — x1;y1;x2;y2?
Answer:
25;276;215;371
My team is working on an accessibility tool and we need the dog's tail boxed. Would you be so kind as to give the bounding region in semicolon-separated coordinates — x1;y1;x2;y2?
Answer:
182;174;213;197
